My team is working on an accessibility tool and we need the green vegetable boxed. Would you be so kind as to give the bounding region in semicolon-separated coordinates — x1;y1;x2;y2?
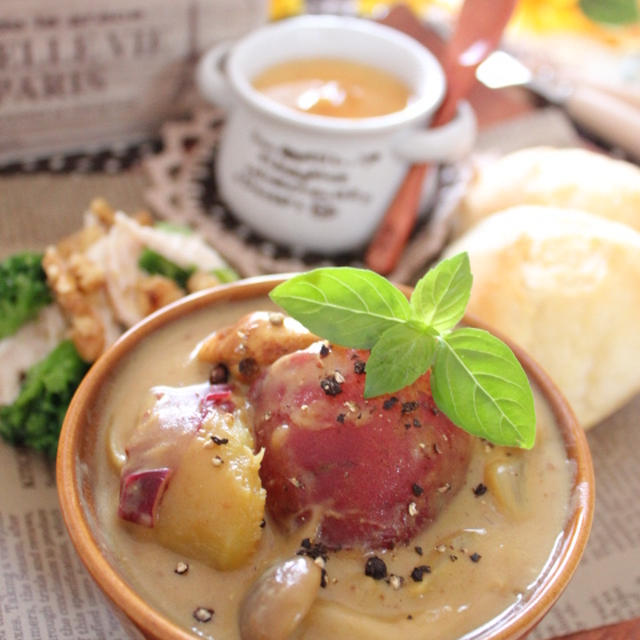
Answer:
0;340;90;458
0;251;52;339
212;267;239;284
579;0;639;25
139;249;239;289
138;248;195;289
270;253;535;449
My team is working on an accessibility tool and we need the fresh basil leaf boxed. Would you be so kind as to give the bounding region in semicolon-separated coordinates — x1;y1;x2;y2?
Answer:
431;328;535;449
410;252;472;332
579;0;639;25
363;324;436;398
270;267;411;349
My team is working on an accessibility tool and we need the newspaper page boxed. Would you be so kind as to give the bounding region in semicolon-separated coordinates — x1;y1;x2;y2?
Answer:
0;443;131;639
0;0;267;163
1;393;639;639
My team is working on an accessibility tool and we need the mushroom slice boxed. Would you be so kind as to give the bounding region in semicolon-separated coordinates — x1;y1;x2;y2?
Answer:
239;556;322;640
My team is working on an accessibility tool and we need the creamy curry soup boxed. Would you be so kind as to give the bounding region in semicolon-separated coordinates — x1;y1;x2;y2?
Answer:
93;298;574;640
251;58;413;118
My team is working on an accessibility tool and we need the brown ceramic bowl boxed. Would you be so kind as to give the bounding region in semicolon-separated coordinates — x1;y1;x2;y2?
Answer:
57;276;594;640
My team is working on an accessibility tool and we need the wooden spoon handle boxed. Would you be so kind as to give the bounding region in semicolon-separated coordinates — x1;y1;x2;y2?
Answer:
364;163;429;274
365;0;517;275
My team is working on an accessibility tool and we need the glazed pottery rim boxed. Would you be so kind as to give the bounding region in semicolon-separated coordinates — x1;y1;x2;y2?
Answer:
57;275;595;640
225;15;446;134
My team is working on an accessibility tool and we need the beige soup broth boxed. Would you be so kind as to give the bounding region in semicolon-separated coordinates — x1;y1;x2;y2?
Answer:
251;57;413;118
94;299;574;640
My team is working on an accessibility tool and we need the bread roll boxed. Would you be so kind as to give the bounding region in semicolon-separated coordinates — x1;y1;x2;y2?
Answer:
455;147;640;236
444;205;640;430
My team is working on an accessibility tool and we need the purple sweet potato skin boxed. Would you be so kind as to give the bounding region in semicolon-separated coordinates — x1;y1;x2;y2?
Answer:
251;344;472;550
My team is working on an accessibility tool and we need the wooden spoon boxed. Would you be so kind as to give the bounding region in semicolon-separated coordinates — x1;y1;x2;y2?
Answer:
365;0;518;275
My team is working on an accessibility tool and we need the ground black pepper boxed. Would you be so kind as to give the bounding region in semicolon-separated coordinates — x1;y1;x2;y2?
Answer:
353;360;366;374
364;556;387;580
470;552;482;563
209;363;229;384
336;413;346;423
193;607;214;623
297;539;329;563
473;483;488;496
211;435;229;445
414;546;423;556
410;565;431;582
412;483;424;497
401;401;419;414
320;344;330;357
320;375;342;396
383;397;398;410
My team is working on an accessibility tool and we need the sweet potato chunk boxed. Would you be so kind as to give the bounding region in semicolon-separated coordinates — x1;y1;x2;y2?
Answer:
118;383;266;570
251;344;472;550
153;409;266;570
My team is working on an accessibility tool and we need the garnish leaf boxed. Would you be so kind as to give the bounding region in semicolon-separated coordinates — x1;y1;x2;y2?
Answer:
270;254;536;449
364;324;436;398
270;267;411;349
410;252;472;332
579;0;639;25
431;328;535;449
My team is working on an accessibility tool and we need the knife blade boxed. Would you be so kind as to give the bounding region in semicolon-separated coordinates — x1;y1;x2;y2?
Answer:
476;49;640;159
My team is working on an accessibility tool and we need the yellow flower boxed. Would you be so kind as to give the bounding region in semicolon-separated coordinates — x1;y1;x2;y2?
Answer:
270;0;305;20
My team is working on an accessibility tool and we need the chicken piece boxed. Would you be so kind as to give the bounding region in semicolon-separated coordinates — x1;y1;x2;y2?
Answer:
197;311;318;383
55;224;105;259
89;197;116;226
42;245;120;362
43;246;104;361
187;270;223;293
133;209;154;226
68;253;106;293
137;275;184;316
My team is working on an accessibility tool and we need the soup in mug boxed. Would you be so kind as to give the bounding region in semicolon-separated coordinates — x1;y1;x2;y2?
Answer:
251;58;413;118
92;297;575;640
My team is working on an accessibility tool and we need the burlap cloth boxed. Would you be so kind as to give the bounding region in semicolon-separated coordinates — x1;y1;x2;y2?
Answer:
0;170;148;260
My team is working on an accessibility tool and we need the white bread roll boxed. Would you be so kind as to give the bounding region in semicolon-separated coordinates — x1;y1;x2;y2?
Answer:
444;206;640;430
455;147;640;236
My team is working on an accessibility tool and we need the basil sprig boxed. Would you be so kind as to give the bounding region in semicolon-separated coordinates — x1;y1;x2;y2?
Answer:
579;0;639;25
270;253;535;449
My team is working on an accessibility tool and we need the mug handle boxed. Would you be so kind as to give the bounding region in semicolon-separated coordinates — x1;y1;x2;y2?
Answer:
196;42;235;110
393;101;477;164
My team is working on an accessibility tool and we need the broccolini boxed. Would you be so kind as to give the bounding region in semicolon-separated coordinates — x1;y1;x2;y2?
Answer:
0;251;52;339
0;340;89;458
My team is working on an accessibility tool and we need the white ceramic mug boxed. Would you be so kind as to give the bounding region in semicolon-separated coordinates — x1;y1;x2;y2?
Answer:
197;15;476;254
